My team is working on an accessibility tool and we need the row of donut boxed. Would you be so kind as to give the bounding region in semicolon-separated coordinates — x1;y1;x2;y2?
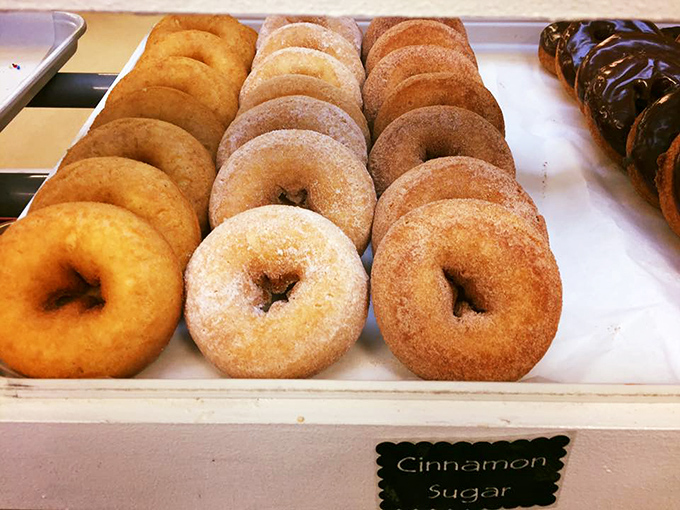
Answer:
539;20;680;237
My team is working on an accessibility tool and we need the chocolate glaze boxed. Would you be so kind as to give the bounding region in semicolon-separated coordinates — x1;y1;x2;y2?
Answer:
584;54;680;157
629;89;680;201
539;21;571;57
556;20;659;89
576;32;680;104
661;26;680;41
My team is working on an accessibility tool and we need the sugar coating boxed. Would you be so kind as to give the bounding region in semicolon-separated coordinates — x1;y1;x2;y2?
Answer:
253;23;365;85
184;205;369;378
257;15;362;54
211;129;376;253
217;95;367;167
368;106;516;195
362;45;482;124
240;48;363;107
372;199;562;381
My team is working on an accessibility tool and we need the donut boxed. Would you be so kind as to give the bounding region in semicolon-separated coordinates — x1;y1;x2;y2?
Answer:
59;118;215;233
253;23;365;86
217;96;367;168
371;199;562;381
210;130;376;253
92;86;224;160
237;75;370;145
626;89;680;207
139;30;248;86
661;26;680;41
146;14;257;68
371;157;547;250
657;134;680;237
30;157;201;269
368;106;516;195
184;205;369;379
538;21;571;75
365;20;477;75
372;72;505;141
257;16;362;55
106;56;239;126
362;45;482;125
240;48;363;107
0;202;183;378
555;20;660;96
575;32;680;107
362;17;468;62
582;53;680;165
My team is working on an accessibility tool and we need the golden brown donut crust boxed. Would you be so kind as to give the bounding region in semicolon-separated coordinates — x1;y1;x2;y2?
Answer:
92;86;224;161
217;96;367;168
362;45;482;125
538;45;558;76
368;106;516;195
372;199;562;381
373;72;505;141
657;134;680;237
257;16;362;55
372;157;548;250
184;205;369;379
146;14;257;69
59;118;215;233
31;157;201;269
237;74;370;146
362;17;468;62
0;202;183;378
365;20;477;75
107;56;239;126
253;23;365;86
210;129;376;253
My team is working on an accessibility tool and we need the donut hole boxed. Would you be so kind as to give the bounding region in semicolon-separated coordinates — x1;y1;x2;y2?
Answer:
43;268;105;313
254;272;300;312
592;23;615;42
276;187;310;209
186;51;209;66
443;270;486;318
422;141;455;163
650;77;676;102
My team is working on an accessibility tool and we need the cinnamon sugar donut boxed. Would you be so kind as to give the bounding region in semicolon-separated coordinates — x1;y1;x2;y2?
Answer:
657;134;680;237
372;199;562;381
146;14;257;68
139;30;248;86
362;17;468;62
217;96;367;168
253;23;365;86
106;56;239;126
184;205;369;379
30;157;201;269
362;45;482;125
240;48;362;107
372;157;547;250
373;72;505;141
365;20;477;75
368;106;516;194
237;75;369;145
210;130;376;253
257;16;362;54
0;202;183;378
59;118;215;233
92;86;224;160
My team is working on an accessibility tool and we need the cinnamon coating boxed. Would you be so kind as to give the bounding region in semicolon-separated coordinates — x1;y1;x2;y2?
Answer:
257;16;362;54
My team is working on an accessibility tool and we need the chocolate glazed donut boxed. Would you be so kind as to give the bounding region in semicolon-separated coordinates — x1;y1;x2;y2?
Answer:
583;54;680;164
555;20;660;95
575;33;680;106
538;21;571;75
626;89;680;207
661;26;680;41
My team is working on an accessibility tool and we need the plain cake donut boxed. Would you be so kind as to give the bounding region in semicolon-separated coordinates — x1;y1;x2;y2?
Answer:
184;205;369;379
368;106;515;194
59;118;215;233
210;129;376;253
657;134;680;237
371;157;547;250
30;157;201;269
217;96;367;168
0;202;183;378
371;199;562;381
257;15;362;54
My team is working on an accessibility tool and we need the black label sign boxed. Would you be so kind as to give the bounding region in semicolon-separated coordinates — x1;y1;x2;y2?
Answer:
377;435;570;510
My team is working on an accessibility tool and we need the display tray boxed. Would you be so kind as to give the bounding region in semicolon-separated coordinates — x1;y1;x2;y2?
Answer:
2;20;680;389
0;11;86;131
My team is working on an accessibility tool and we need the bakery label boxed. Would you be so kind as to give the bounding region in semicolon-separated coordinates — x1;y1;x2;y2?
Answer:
376;435;570;510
